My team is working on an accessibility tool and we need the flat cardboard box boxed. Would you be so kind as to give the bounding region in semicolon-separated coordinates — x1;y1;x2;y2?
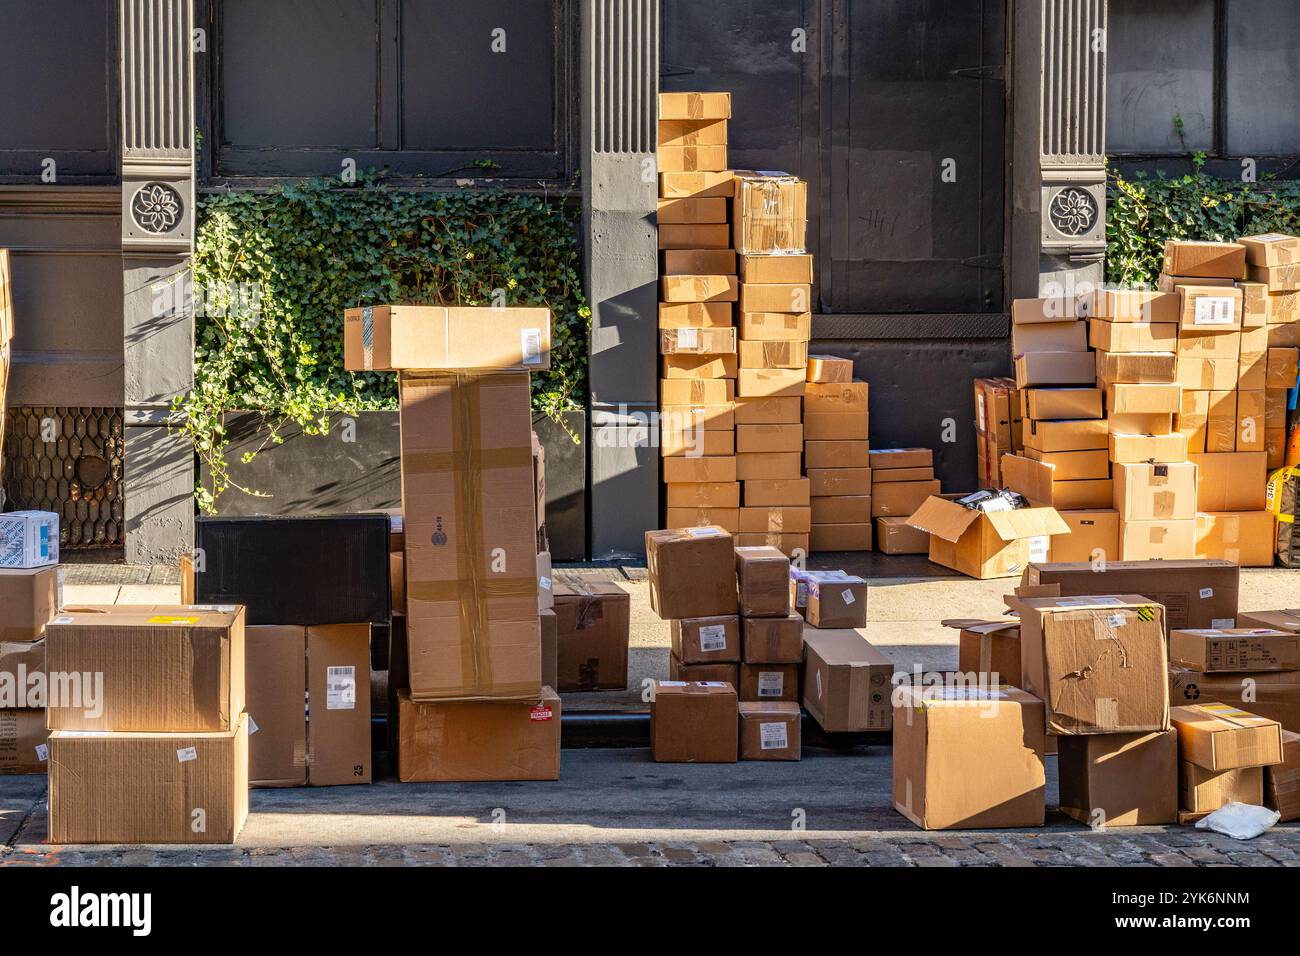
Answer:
1190;451;1267;511
658;222;731;249
732;172;808;255
399;371;540;701
737;339;808;369
245;625;308;788
742;613;803;663
1024;418;1108;453
1012;319;1087;356
1014;350;1096;387
1170;627;1300;673
46;606;245;733
657;145;728;173
662;352;737;379
645;527;739;618
658;302;733;328
892;684;1045;830
671;615;741;664
875;516;931;554
1170;666;1300;734
553;579;631;692
738;662;799;702
658;326;736;354
1014;594;1170;735
1177;286;1243;330
307;624;372;786
1095;349;1178;385
1241;233;1300;267
1023;447;1110;480
736;423;802;453
738;702;801;760
907;496;1067;580
1180;762;1263;814
1112;462;1197;520
1024;559;1240;631
1025;387;1103;420
736;452;801;480
540;608;557;691
48;716;250;844
734;395;801;424
0;709;47;775
1118;517;1196;561
738;254;812;284
658;91;731;119
1195;511;1275;567
805;441;869;468
1058;730;1178;826
662;455;737;483
806;354;853;383
738;311;811;341
1162;240;1247;279
871;479;941;517
737;367;805;398
738;505;810;534
659;171;736;198
657;197;728;224
1170;703;1283;771
811;495;871;523
661;248;737;276
1109;431;1188;464
1089;320;1177;353
809;468;872;497
1177;356;1241;390
343;305;551;372
0;566;58;642
669;656;738;685
651;680;738;762
810;523;873;552
801;627;893;732
955;620;1021;685
1051;509;1119;563
395;688;561;782
1078;289;1179;323
738;283;810;315
1265;730;1300;821
734;546;790;617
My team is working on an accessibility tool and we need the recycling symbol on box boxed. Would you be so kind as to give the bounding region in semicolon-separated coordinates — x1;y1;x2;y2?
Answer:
1183;684;1200;701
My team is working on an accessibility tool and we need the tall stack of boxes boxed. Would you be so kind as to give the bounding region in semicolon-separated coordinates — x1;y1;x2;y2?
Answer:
1246;234;1300;470
734;546;802;759
806;356;871;551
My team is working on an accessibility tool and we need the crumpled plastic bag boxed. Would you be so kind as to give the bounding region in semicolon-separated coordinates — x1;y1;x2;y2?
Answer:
1194;802;1281;840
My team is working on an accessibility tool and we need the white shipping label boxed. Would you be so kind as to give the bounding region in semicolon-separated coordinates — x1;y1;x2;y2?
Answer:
758;672;785;697
698;624;729;653
520;328;543;365
1193;296;1236;326
841;588;856;605
34;744;48;763
539;575;552;592
1028;535;1050;563
687;527;723;537
677;328;699;349
1107;613;1127;628
51;615;75;625
760;722;789;750
1211;618;1237;629
176;747;198;763
1199;588;1214;599
326;665;357;710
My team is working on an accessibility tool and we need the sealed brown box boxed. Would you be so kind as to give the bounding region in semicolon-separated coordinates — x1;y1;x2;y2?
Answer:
733;532;809;555
307;623;372;786
1025;387;1103;421
1163;240;1247;279
744;478;809;506
658;117;728;147
1089;320;1178;353
1237;610;1300;633
739;662;799;702
660;427;733;458
732;172;808;255
659;170;735;198
1000;454;1111;510
48;716;250;844
1108;412;1174;436
801;627;893;732
1170;666;1300;733
869;448;933;470
739;283;811;315
737;367;805;398
955;620;1021;685
670;656;738;685
0;637;44;693
1240;281;1269;329
739;506;810;534
657;197;728;224
671;615;740;664
662;405;735;434
651;680;738;762
738;310;811;341
736;452;801;480
659;222;731;249
806;355;853;383
540;608;557;690
46;606;245;733
1051;509;1119;563
876;516;930;554
1024;418;1108;453
1160;275;1242;292
645;526;739;618
1078;289;1179;323
1178;330;1241;361
1023;447;1110;480
1113;462;1197;520
1267;346;1299;388
871;479;941;517
659;302;732;328
657;145;728;173
666;482;740;509
804;572;867;627
1195;511;1275;567
1015;594;1170;734
1190;451;1267;511
658;326;736;354
1011;296;1077;324
810;468;872;497
553;579;630;691
659;275;738;305
246;625;308;788
659;91;731;119
1095;349;1178;385
1170;703;1283;771
662;456;737;484
0;709;47;775
742;613;803;663
0;566;58;642
734;395;801;424
737;339;808;369
1176;286;1243;330
1118;518;1196;561
811;495;871;523
1181;762;1263;814
1058;730;1178;826
664;504;738;532
1250;262;1300;291
805;441;869;468
1012;319;1087;356
1241;233;1300;267
1107;382;1182;416
804;380;868;440
738;701;801;760
662;248;737;276
736;423;802;453
810;523;873;552
738;254;812;284
662;352;737;379
1266;730;1300;821
400;371;540;701
893;684;1045;830
1109;431;1188;464
1170;628;1300;673
734;546;790;616
1177;356;1241;390
907;497;1066;579
343;305;551;372
1014;350;1097;387
395;688;560;782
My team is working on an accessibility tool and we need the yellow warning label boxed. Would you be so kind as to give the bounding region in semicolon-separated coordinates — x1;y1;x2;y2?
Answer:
147;616;199;625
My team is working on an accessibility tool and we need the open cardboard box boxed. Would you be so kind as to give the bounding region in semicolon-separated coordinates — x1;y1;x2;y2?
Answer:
906;495;1069;579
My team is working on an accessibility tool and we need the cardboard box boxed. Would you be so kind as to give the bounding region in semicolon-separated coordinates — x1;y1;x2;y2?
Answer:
306;624;372;786
662;352;737;379
1269;321;1300;346
1025;387;1103;420
810;468;872;497
737;368;805;398
1177;356;1241;390
657;197;728;224
801;627;893;732
659;222;731;249
1240;281;1269;328
734;546;790;617
742;613;803;663
738;662;799;702
738;505;810;535
540;608;557;691
0;511;58;569
736;452;801;480
1180;762;1263;815
1058;730;1178;826
732;172;808;255
1015;594;1170;734
1118;517;1196;560
651;680;738;762
395;688;561;782
738;702;801;760
669;656;738;685
660;427;734;458
875;516;930;554
1024;559;1240;631
662;455;737;483
893;684;1045;830
657;145;728;173
1237;610;1300;633
0;566;58;642
1078;289;1179;323
1195;511;1275;566
810;523;873;552
245;625;308;788
1190;451;1267;511
1170;628;1300;673
48;716;250;844
1051;509;1119;563
738;283;810;314
1014;350;1096;387
1011;297;1077;324
737;339;808;369
1107;383;1182;416
1250;262;1300;291
736;423;802;453
907;496;1066;579
1170;703;1283;771
659;302;733;328
734;396;801;424
659;275;738;305
1178;329;1241;359
811;495;871;523
0;637;44;694
343;305;550;372
1204;388;1238;452
1108;412;1175;436
1269;290;1300;324
805;441;868;469
1109;431;1188;464
1265;730;1300;821
1000;454;1112;509
733;531;809;555
671;615;741;664
738;254;812;284
659;170;735;198
1266;426;1287;468
46;606;245;733
659;91;731;119
553;579;630;691
1024;418;1108;453
1022;447;1110;480
1089;320;1178;352
1267;346;1300;389
400;372;540;701
1177;286;1243;330
1095;349;1178;385
738;311;811;341
1241;233;1300;267
956;620;1021;685
0;709;47;775
744;478;809;507
645;527;739;618
1163;240;1247;279
662;249;737;277
806;354;853;383
658;326;736;354
1013;319;1087;355
658;117;728;146
1112;462;1197;520
872;479;942;517
1169;666;1300;733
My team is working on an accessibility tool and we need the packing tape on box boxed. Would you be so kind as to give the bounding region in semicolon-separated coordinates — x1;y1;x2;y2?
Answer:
561;579;605;631
361;306;375;371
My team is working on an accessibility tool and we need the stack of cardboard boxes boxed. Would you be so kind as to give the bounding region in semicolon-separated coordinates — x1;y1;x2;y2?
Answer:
974;376;1023;487
869;448;940;554
1242;234;1300;470
806;356;871;551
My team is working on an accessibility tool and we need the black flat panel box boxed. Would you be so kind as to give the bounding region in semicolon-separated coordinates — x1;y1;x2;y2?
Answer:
195;515;391;625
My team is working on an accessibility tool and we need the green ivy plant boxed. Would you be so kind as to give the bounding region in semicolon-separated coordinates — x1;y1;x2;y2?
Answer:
179;171;590;513
1107;161;1300;287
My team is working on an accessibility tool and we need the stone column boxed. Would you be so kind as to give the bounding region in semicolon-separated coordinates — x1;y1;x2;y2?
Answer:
581;0;661;560
119;0;196;564
1039;0;1108;296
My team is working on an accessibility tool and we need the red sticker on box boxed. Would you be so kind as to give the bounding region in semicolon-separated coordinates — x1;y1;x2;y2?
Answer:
530;704;554;722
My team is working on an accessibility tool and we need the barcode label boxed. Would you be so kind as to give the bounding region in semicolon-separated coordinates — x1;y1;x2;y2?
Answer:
757;671;784;697
176;747;198;763
1193;297;1236;326
521;329;543;365
327;665;356;710
34;744;48;762
1029;535;1050;563
698;624;728;653
760;722;788;750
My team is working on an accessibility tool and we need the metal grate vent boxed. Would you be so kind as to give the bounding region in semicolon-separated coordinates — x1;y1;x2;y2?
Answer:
2;406;125;550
